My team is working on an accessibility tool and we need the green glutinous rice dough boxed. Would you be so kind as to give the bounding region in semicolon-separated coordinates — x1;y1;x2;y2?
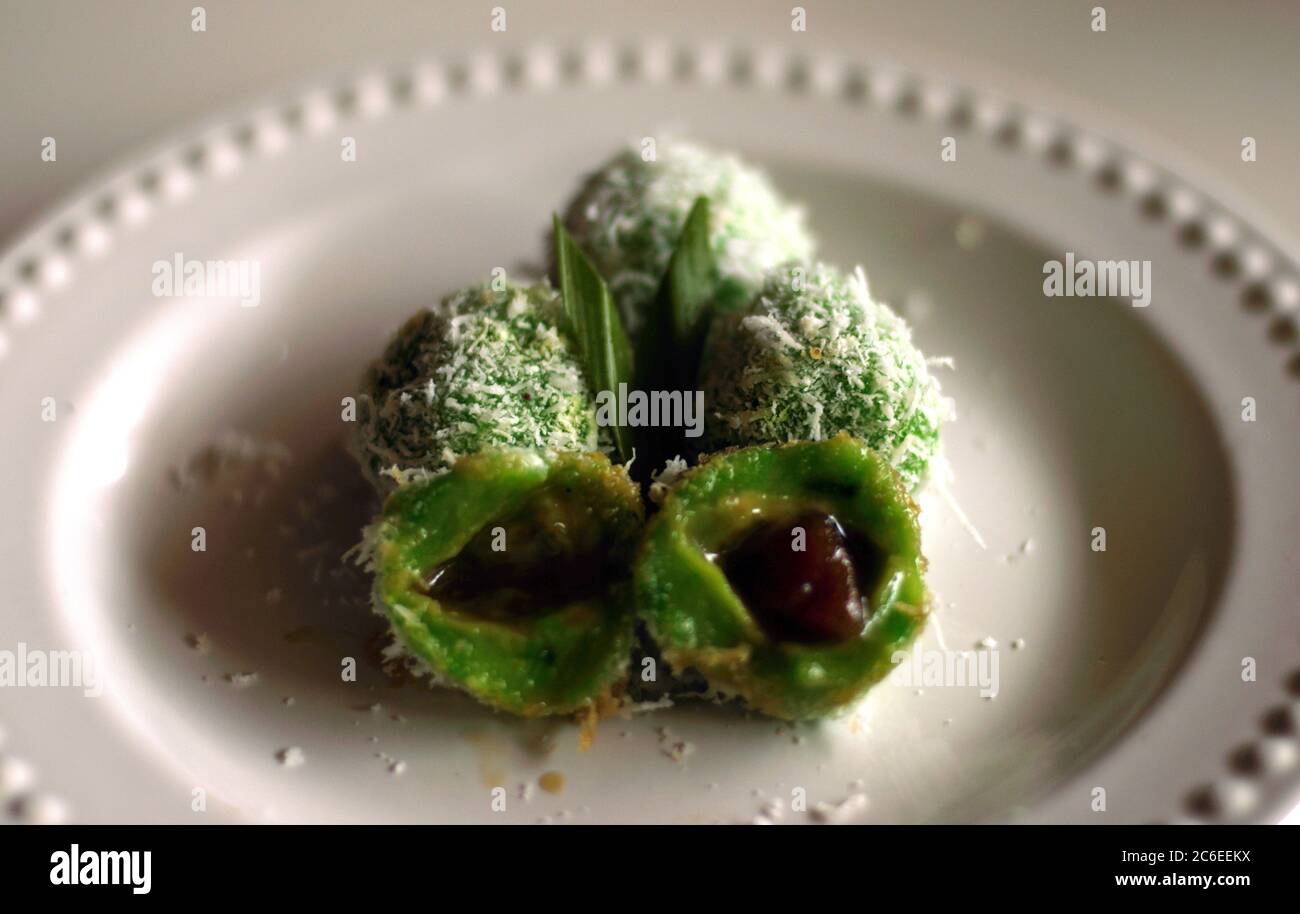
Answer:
697;262;952;490
353;280;645;717
353;280;603;490
562;139;815;336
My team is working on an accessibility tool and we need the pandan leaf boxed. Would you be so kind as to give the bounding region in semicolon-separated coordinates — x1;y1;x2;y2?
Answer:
553;214;635;463
642;196;716;390
633;197;718;479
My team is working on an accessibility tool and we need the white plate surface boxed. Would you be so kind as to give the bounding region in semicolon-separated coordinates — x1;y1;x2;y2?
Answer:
1;43;1297;824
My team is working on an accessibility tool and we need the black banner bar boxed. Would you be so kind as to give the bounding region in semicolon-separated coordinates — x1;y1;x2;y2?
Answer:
1;824;1284;898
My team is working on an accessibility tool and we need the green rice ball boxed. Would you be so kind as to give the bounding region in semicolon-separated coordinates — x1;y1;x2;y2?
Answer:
698;263;950;489
562;139;815;334
354;281;600;489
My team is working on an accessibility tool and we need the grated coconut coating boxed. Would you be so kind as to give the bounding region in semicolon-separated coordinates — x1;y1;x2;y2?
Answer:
562;139;815;335
698;263;951;489
354;281;600;489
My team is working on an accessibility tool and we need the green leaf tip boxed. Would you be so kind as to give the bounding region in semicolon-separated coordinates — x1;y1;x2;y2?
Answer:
665;196;715;352
629;196;719;481
552;213;635;464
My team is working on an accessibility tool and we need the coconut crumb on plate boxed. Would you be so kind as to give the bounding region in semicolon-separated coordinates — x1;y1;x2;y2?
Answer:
276;747;306;768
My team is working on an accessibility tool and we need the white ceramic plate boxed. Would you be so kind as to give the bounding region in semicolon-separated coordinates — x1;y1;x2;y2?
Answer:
1;42;1297;824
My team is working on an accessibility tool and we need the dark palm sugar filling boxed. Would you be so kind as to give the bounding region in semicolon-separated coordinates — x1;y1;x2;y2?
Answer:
719;511;886;645
422;490;616;621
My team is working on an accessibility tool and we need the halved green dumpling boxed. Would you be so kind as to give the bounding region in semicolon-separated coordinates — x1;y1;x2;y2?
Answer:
635;434;929;720
370;448;643;716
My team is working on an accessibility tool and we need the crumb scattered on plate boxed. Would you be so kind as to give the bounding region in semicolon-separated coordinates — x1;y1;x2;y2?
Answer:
276;747;305;768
